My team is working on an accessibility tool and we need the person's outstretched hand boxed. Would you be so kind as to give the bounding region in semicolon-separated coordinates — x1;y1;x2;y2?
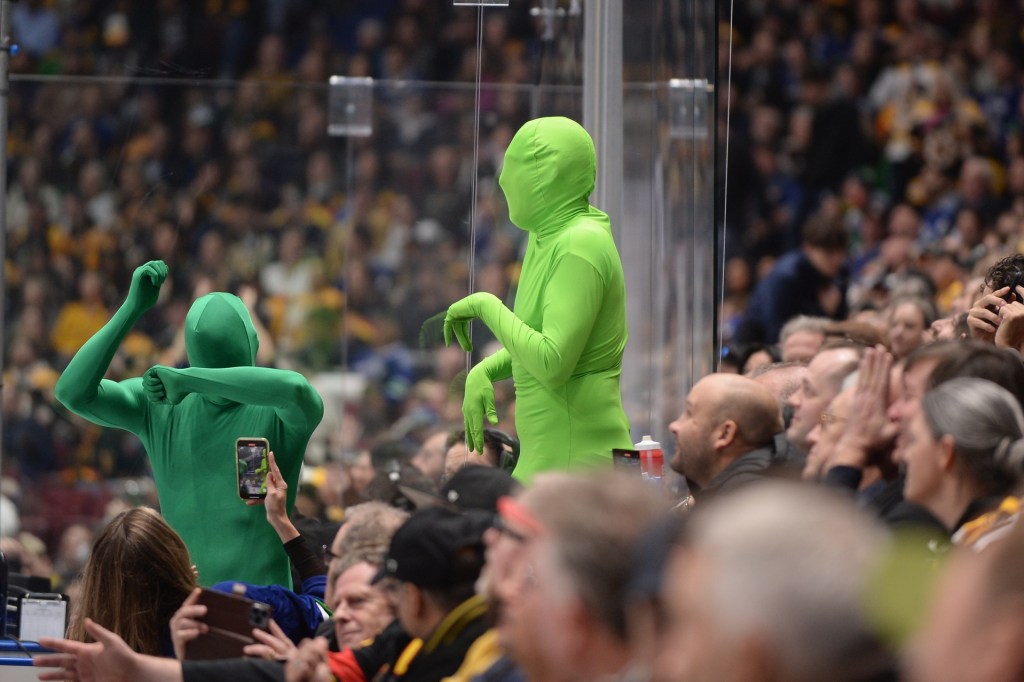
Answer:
462;365;498;454
170;587;208;660
143;365;190;405
444;292;499;352
126;260;168;316
36;618;142;682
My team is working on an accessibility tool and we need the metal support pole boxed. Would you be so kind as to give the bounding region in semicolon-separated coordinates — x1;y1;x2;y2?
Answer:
0;0;14;509
582;0;623;238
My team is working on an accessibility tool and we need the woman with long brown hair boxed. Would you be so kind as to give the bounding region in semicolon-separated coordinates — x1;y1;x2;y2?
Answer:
67;506;196;656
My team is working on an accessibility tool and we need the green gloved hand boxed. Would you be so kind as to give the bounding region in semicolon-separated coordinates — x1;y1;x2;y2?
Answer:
125;260;168;316
143;365;190;405
463;363;499;454
444;292;499;352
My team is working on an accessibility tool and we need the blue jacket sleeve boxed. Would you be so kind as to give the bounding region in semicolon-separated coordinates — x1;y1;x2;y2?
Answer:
212;581;329;645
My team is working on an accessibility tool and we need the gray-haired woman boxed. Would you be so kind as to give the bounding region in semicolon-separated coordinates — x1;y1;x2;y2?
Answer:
897;377;1024;547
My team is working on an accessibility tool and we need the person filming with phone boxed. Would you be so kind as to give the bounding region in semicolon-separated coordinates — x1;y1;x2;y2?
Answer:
170;450;336;654
55;260;325;589
967;254;1024;352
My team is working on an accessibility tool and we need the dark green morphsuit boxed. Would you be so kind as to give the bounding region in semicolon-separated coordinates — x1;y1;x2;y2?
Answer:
55;261;324;587
444;117;633;482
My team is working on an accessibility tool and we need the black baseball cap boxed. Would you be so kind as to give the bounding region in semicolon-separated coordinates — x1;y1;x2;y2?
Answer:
397;465;520;513
373;507;490;588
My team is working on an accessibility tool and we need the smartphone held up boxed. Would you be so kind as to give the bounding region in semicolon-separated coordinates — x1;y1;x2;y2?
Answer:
184;588;274;660
236;438;270;500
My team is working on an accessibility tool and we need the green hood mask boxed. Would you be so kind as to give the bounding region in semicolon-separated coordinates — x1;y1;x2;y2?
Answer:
445;116;633;483
185;293;259;369
499;116;596;235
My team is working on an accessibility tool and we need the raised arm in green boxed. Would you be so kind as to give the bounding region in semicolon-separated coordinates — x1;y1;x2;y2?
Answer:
55;261;324;587
444;117;633;483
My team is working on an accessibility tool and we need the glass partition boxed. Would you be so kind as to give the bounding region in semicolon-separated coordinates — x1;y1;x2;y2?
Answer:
620;0;717;445
0;1;716;578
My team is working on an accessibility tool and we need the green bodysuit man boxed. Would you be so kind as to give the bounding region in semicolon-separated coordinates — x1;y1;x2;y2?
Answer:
444;117;633;483
55;261;324;587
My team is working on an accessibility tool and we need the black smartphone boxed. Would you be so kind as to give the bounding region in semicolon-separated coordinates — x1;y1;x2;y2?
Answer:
612;448;642;476
235;438;270;500
184;588;273;660
1003;271;1024;303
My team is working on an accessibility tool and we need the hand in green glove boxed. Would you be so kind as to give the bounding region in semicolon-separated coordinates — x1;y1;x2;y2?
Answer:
125;260;169;316
463;363;499;454
444;292;497;353
142;365;190;405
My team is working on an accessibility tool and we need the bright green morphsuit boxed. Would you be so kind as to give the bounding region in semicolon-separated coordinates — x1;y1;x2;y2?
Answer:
444;117;632;483
55;261;324;587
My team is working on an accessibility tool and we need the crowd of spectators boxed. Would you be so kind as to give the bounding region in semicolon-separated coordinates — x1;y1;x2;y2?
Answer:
0;0;553;552
723;0;1024;348
9;1;1024;679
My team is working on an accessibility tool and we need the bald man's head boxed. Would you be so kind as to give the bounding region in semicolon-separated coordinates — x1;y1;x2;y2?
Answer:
706;373;785;449
669;374;785;488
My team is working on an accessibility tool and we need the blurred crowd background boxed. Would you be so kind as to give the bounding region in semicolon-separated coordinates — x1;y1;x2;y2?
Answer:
721;0;1024;344
3;0;1024;599
1;0;556;585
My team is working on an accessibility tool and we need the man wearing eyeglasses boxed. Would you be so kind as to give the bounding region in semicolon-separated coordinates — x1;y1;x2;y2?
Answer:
785;342;863;457
801;387;855;482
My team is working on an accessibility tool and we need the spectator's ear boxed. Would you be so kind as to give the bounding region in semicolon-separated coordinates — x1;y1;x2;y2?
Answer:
713;420;738;450
407;583;427;620
939;434;957;472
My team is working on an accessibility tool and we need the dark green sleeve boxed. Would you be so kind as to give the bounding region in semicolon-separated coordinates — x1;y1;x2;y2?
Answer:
54;303;149;434
55;260;168;434
151;366;324;435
